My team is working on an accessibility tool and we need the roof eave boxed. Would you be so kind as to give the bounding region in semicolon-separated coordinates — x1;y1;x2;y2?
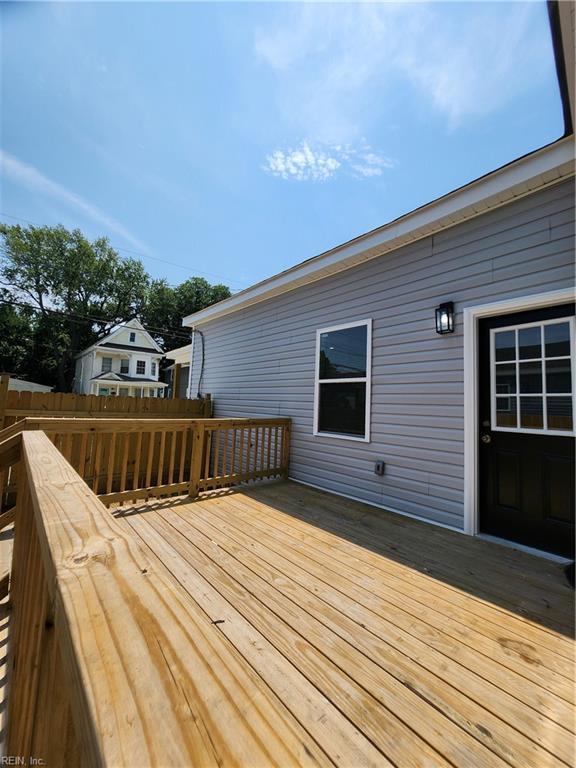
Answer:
182;137;575;329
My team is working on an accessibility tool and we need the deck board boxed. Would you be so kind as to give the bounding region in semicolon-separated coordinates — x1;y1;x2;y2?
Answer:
115;480;575;768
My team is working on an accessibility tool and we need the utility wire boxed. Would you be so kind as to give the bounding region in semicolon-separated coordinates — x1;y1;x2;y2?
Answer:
0;211;247;289
0;297;194;344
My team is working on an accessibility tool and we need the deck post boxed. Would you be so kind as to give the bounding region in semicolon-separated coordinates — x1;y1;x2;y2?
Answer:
281;421;291;479
0;374;9;431
172;364;181;399
188;422;205;498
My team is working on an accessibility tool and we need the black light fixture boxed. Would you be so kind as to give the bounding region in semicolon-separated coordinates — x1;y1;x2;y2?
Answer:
435;301;455;334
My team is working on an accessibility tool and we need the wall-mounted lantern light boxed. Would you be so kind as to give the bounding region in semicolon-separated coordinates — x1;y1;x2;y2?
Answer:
435;301;455;334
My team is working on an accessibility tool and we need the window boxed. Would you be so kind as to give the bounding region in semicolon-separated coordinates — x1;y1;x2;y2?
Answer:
133;387;142;398
98;387;109;396
101;357;112;373
314;319;372;441
119;387;129;396
120;359;129;374
129;332;136;342
136;360;146;375
151;361;157;376
491;318;575;435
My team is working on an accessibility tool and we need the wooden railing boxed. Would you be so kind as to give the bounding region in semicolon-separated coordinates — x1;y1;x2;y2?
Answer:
1;417;291;762
0;417;291;509
6;430;217;764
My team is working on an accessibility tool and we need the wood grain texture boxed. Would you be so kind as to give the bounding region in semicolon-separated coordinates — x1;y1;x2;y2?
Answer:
10;432;326;767
115;480;574;768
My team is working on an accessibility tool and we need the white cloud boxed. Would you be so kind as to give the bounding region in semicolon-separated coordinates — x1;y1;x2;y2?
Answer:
263;139;394;182
255;2;553;140
0;149;150;253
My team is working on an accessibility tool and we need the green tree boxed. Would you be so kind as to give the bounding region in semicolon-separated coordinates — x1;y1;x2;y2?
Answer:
143;277;231;350
0;224;150;390
0;295;35;375
0;223;232;390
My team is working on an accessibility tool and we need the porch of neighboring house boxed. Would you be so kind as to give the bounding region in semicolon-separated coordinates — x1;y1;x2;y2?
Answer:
0;416;573;767
90;373;167;397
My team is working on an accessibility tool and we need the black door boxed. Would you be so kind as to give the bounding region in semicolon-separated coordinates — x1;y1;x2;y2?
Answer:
479;303;575;558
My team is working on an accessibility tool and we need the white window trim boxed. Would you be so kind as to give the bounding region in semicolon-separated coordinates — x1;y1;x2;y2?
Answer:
463;287;575;537
313;318;372;443
490;316;575;437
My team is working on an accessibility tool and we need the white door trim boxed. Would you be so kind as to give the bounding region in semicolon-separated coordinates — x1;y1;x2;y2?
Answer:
463;287;575;536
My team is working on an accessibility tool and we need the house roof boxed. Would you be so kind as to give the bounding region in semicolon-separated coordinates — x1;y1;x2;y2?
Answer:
100;342;162;354
183;137;575;329
163;343;192;367
91;372;167;385
76;318;164;357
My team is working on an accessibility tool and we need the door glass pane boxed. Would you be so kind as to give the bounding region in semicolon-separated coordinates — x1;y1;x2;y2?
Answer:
495;364;516;394
520;396;543;429
494;330;515;362
518;326;541;359
496;397;517;427
318;382;366;436
519;361;542;393
319;326;367;379
545;322;570;358
547;397;573;430
546;359;572;393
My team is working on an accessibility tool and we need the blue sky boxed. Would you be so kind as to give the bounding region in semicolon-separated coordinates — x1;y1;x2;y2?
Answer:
0;1;564;292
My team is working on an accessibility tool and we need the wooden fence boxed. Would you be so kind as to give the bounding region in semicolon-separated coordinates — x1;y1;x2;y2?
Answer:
0;374;212;430
0;417;291;509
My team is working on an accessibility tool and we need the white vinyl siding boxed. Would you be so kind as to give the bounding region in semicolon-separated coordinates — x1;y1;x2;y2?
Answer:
187;179;575;530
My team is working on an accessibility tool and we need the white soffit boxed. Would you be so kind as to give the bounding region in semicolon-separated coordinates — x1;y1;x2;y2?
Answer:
183;137;575;328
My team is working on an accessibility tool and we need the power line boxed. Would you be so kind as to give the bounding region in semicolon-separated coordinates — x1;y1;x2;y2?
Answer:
0;297;194;344
0;211;248;289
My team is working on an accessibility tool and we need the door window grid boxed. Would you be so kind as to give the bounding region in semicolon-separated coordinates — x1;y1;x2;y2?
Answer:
490;317;575;435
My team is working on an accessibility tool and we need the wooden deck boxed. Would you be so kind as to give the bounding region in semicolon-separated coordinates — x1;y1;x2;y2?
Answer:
113;480;575;768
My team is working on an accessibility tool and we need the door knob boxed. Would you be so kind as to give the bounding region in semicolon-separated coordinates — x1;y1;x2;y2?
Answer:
481;433;491;444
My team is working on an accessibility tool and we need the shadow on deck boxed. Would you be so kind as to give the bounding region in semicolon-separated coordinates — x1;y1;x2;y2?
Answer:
112;479;575;768
116;479;574;637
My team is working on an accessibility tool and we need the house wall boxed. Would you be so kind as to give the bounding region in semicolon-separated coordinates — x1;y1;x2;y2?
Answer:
188;178;575;530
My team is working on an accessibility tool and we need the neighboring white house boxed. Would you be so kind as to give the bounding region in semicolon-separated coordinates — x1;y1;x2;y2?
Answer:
74;319;167;397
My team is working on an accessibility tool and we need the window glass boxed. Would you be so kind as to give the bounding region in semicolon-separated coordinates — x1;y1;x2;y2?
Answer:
101;357;112;373
129;332;136;342
151;361;157;376
545;322;570;358
496;397;517;427
120;359;129;374
493;319;574;434
495;364;516;394
519;361;542;393
133;387;142;397
316;321;370;439
520;396;543;429
494;330;515;361
319;325;367;379
518;326;541;359
546;359;572;393
136;360;146;375
547;397;573;431
318;382;366;437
